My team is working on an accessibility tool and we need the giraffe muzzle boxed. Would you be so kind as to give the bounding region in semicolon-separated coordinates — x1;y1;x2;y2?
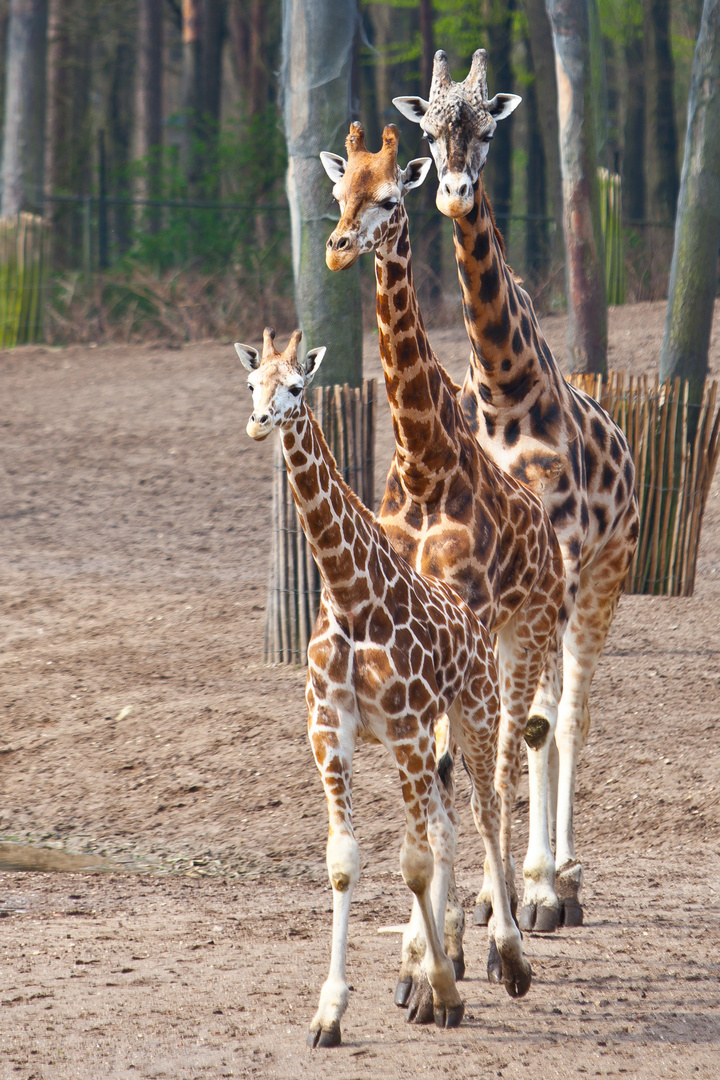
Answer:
326;232;360;271
437;175;474;219
247;414;272;441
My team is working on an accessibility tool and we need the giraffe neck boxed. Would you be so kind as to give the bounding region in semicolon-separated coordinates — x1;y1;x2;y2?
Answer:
453;180;563;412
374;209;463;494
281;405;386;613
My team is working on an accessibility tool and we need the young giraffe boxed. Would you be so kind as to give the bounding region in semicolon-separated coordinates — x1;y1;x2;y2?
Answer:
321;124;565;1006
395;49;640;929
239;326;531;1048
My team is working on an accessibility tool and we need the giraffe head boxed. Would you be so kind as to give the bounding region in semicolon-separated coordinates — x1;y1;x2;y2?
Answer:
321;122;432;270
236;327;326;441
393;49;521;218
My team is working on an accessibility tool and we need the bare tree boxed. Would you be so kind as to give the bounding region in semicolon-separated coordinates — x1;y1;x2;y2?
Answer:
660;0;720;402
546;0;607;374
281;0;362;386
135;0;163;232
0;0;48;216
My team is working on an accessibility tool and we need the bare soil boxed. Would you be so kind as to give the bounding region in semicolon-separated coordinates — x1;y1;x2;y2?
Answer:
1;300;719;1080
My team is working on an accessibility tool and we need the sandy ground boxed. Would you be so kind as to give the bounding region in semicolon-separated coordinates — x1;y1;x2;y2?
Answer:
0;300;719;1079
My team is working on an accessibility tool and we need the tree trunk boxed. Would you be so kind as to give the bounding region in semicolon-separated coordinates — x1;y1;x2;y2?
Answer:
523;0;563;254
643;0;679;224
660;0;720;403
547;0;607;374
135;0;163;233
622;28;645;222
181;0;202;185
109;21;136;256
282;0;363;387
485;0;515;223
524;35;548;286
417;0;442;310
0;0;48;216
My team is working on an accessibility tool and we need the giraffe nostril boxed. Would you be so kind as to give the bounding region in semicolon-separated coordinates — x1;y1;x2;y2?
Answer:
458;182;468;197
336;236;349;250
257;413;269;425
327;237;334;249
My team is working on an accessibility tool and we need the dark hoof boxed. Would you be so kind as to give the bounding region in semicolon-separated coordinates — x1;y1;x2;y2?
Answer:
517;903;535;932
451;951;465;982
406;979;434;1025
307;1020;341;1048
473;900;492;926
504;961;532;999
487;938;502;985
560;898;584;927
394;977;413;1008
434;1001;465;1029
519;902;560;933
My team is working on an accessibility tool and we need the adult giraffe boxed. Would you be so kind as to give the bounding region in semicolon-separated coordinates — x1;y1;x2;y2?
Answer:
394;49;640;929
321;123;565;1011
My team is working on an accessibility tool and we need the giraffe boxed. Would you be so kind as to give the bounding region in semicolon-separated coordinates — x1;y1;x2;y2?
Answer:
321;123;566;1008
238;326;531;1048
394;48;640;929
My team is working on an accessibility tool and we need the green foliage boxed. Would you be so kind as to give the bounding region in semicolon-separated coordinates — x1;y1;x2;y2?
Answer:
120;107;288;275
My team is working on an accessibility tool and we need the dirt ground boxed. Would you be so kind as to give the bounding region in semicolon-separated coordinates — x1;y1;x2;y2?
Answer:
1;300;719;1080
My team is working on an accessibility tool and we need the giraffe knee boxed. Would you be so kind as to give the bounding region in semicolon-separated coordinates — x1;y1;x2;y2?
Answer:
326;832;360;893
400;841;433;895
524;714;551;749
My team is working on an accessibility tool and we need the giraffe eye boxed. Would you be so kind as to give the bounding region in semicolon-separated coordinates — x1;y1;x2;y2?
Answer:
289;385;303;397
424;132;436;145
382;200;397;211
482;133;494;144
247;383;253;391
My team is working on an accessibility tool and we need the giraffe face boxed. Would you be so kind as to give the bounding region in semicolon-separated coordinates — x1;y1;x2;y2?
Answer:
393;49;521;218
321;123;431;269
236;328;325;441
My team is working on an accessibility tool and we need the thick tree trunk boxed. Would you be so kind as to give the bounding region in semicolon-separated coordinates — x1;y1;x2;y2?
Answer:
547;0;607;374
485;0;515;222
282;0;363;387
643;0;679;224
1;0;48;216
524;35;548;285
622;29;645;221
660;0;720;403
523;0;563;253
135;0;163;232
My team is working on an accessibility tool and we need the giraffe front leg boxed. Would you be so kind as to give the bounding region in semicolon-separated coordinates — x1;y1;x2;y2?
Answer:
306;705;359;1049
519;641;562;934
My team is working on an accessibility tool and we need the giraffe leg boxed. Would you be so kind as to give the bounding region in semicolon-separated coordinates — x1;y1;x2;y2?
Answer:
519;639;563;933
306;706;359;1049
474;615;551;928
450;663;532;999
555;535;631;928
395;716;463;1010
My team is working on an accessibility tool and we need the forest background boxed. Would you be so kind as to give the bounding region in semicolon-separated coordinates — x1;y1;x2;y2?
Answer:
0;0;705;344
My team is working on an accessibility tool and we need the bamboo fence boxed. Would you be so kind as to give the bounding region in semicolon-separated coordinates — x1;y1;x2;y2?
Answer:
264;379;376;664
598;168;625;306
0;212;51;347
567;371;720;596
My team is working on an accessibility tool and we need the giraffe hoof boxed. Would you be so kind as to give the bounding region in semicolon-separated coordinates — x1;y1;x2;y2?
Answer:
486;938;502;985
473;900;492;926
307;1020;341;1048
434;1001;465;1029
503;960;532;999
394;977;413;1007
519;902;561;933
406;978;434;1025
560;898;584;927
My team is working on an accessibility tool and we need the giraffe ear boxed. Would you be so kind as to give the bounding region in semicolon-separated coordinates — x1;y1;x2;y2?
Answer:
234;342;260;371
400;157;432;193
487;93;522;121
393;96;429;124
303;346;326;384
320;152;347;185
